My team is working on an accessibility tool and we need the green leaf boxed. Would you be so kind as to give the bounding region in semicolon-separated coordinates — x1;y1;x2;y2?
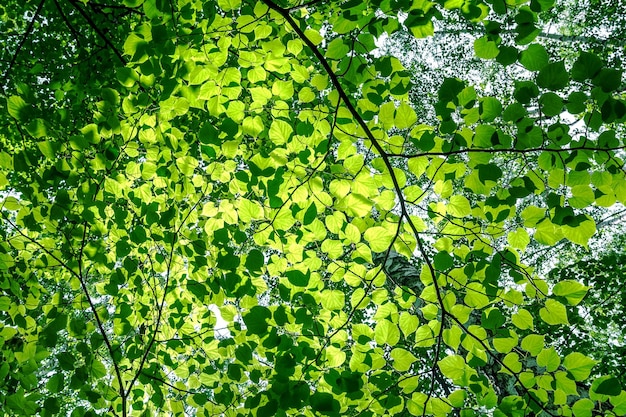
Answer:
563;352;596;381
474;37;500;59
320;290;345;311
571;52;603;81
521;334;544;355
434;251;454;271
447;195;471;217
391;348;417;372
562;218;596;246
364;226;395;253
326;38;349;59
399;312;419;337
245;249;264;272
438;355;468;383
592;69;622;92
286;270;309;287
512;308;534;330
537;347;561;372
374;319;400;346
395;103;417;128
520;44;549;71
479;97;502;121
303;203;318;226
539;299;569;325
594;376;622;396
537;61;569;90
405;10;434;38
553;280;588;305
572;399;594;417
482;308;505;330
610;392;626;415
4;2;626;414
7;96;29;121
310;392;340;415
46;373;64;393
496;45;519;65
507;228;530;250
539;92;563;117
269;119;293;145
175;156;198;177
218;0;241;11
26;118;48;139
243;306;271;335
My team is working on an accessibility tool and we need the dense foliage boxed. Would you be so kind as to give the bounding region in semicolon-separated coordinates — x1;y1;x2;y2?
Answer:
1;0;625;416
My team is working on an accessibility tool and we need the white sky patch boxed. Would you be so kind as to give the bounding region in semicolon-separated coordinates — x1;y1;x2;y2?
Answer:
208;304;231;339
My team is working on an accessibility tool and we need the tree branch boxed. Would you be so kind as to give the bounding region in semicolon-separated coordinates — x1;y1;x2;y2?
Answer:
52;0;83;47
1;214;126;415
285;0;324;12
66;0;127;65
2;0;46;85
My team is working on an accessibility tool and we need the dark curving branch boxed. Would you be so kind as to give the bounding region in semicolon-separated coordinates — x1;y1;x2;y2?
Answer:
2;0;47;85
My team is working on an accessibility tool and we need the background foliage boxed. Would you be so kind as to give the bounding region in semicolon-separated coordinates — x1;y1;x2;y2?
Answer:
1;0;625;416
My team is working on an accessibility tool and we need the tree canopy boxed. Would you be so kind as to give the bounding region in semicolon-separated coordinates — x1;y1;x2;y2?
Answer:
1;0;625;416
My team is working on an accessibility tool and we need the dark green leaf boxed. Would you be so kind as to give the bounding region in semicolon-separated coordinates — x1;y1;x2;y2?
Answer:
286;270;310;287
537;62;569;90
595;377;622;396
434;251;454;270
571;52;603;81
310;392;341;416
243;306;271;335
592;69;622;92
520;44;549;71
245;249;264;272
303;203;317;225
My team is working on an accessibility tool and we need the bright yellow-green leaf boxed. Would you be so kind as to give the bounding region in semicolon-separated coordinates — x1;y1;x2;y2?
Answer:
508;228;530;250
269;119;293;145
474;36;500;59
176;156;198;177
539;299;569;326
562;219;596;247
2;196;20;211
374;319;400;346
344;154;364;175
364;226;396;252
247;67;267;83
325;346;346;367
391;348;417;372
512;308;534;330
298;87;316;103
218;0;241;12
395;103;417;129
522;206;546;227
345;193;373;217
344;223;361;244
563;352;597;381
553;280;589;305
399;312;419;337
537;347;561;372
438;355;468;383
503;352;523;373
534;220;563;246
521;334;544;356
447;195;471;217
242;116;264;137
572;398;594;417
321;290;345;311
272;80;294;100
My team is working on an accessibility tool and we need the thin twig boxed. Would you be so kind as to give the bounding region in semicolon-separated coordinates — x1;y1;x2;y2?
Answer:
66;0;127;65
2;0;47;84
